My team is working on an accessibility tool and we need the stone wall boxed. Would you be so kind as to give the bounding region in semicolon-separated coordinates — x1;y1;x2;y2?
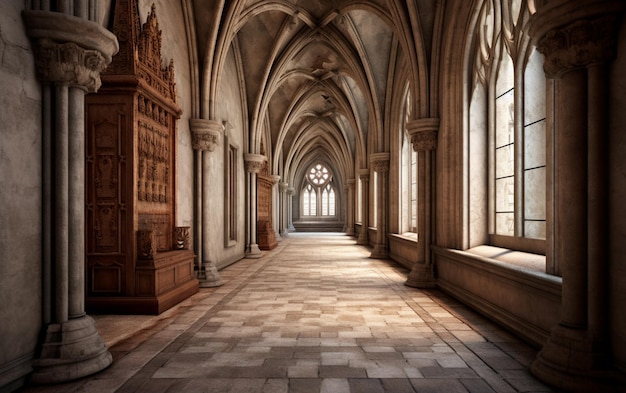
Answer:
0;2;42;390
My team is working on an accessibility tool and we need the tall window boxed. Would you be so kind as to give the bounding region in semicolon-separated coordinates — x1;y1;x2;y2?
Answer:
301;164;337;217
469;0;546;251
400;91;417;233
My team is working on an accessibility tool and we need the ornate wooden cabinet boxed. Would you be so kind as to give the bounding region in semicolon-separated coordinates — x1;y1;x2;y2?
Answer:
84;1;197;314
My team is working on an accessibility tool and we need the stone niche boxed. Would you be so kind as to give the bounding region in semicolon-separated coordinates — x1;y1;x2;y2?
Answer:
84;0;197;314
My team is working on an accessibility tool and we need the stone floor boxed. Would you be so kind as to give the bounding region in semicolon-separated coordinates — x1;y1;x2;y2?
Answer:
20;233;557;393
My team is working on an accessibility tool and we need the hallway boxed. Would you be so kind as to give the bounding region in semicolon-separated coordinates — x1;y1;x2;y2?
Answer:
23;234;555;393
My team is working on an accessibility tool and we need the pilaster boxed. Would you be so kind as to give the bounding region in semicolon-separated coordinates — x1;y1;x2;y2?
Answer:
356;170;370;245
244;153;267;258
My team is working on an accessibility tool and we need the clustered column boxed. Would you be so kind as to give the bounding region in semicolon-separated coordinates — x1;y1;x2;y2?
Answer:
344;179;355;235
22;9;118;383
405;118;439;288
244;153;267;258
370;153;390;258
356;169;370;245
527;2;624;391
287;187;296;232
190;118;224;287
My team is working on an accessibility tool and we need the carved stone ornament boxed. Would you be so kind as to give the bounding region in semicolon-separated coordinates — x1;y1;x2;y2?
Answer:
22;10;119;92
370;152;390;173
270;174;281;185
244;153;267;174
287;187;295;195
279;182;289;192
137;230;157;259
189;119;224;151
406;118;440;152
537;15;621;78
174;226;191;250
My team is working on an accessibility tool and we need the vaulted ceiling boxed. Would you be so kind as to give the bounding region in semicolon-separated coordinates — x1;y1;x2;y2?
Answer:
191;0;437;187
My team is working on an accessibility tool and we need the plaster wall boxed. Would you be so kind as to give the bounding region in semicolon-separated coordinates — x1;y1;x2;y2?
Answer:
136;0;195;234
0;2;42;389
609;16;626;373
213;48;246;267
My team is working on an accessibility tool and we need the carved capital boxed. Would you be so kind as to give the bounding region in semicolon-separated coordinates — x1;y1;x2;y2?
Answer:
406;118;440;152
189;119;224;151
270;174;281;185
287;187;295;195
22;10;118;92
244;153;267;174
370;152;390;173
279;182;289;192
537;15;622;78
174;226;191;250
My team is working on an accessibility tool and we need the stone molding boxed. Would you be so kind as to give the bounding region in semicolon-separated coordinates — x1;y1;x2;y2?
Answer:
189;119;224;151
270;175;281;185
22;10;118;92
370;152;390;173
406;118;440;152
537;15;622;78
358;168;370;181
347;178;355;185
244;153;267;173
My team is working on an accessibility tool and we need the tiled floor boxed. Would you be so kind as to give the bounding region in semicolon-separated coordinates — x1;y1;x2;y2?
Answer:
21;233;556;393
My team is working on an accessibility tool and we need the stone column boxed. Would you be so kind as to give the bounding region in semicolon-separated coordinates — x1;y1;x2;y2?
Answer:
270;175;281;240
356;170;370;245
244;153;266;258
370;153;390;258
190;119;224;287
287;187;296;231
279;182;289;237
405;118;439;288
344;179;355;235
22;10;118;384
526;2;624;391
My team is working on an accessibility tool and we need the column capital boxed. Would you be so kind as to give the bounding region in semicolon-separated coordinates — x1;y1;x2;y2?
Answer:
406;118;440;152
346;178;356;187
525;0;625;78
23;10;119;92
287;187;295;195
279;182;289;192
370;152;390;173
189;119;224;152
358;168;370;181
244;153;267;173
270;174;281;184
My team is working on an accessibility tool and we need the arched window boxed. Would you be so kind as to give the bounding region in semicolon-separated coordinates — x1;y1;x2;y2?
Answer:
301;164;337;217
400;90;417;233
468;0;546;253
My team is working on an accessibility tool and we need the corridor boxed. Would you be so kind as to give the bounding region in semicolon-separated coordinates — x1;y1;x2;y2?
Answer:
23;234;555;393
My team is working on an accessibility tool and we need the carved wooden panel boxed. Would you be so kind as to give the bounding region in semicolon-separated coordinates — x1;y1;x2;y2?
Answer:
85;1;196;314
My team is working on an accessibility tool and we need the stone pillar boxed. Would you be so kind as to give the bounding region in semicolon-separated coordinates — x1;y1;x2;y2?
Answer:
244;153;266;258
270;175;281;240
279;182;289;237
22;10;118;384
526;2;624;391
344;179;355;235
405;118;439;288
287;187;296;231
356;170;370;245
370;153;390;258
190;119;224;287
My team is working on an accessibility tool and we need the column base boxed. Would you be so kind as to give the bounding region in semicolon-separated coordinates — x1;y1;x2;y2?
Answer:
356;229;368;245
246;244;263;259
370;244;387;259
531;323;614;392
31;315;112;384
405;263;437;288
197;260;223;287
